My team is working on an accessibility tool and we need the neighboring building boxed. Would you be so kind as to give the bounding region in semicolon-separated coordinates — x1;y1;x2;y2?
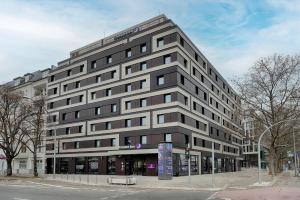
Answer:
0;69;50;175
44;14;244;176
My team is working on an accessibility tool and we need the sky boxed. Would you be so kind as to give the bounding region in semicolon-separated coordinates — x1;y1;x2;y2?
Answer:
0;0;300;83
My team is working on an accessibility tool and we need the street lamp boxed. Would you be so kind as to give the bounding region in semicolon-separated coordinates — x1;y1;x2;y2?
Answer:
257;119;299;184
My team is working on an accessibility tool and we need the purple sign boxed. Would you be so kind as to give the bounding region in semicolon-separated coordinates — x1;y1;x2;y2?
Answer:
146;163;156;169
135;143;141;149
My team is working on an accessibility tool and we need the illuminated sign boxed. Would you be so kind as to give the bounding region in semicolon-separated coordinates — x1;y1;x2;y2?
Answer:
158;142;173;180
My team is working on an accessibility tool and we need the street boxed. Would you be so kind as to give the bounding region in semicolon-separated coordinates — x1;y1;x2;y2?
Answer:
0;181;215;200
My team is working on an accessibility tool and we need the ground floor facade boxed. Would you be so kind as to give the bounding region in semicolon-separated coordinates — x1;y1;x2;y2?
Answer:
46;151;242;176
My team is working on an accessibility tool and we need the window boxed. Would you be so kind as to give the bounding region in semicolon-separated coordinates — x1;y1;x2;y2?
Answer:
106;122;112;130
62;143;66;150
91;92;96;100
210;97;213;104
184;59;187;68
96;75;101;83
203;61;206;69
157;75;165;85
196;120;200;129
195;53;198;61
164;55;171;64
62;113;66;120
185;135;189;144
125;101;131;110
126;49;132;58
193;102;197;110
91;60;97;69
204;92;207;101
95;107;101;115
181;114;185;124
66;98;72;105
63;84;68;92
125;137;131;146
111;104;117;112
80;65;84;72
111;70;116;78
111;138;116;146
184;96;188;105
66;127;70;135
164;133;172;142
79;95;83;102
75;111;80;119
75;142;80;149
157;114;165;124
195;86;199;95
140;98;147;107
157;37;164;47
125;119;132;127
91;124;96;132
107;55;112;64
194;137;197;146
125;66;132;75
53;88;58;94
125;84;132;92
140;79;146;89
140;117;146;126
79;125;83;133
95;140;101;147
180;75;185;84
216;102;219;109
50;75;55;82
215;74;218;81
75;81;80;88
202;107;205;115
106;88;112;96
192;67;196;75
211;84;214;91
67;69;72;76
19;159;27;169
201;74;204;83
140;62;147;71
202;140;206;147
140;43;147;53
21;144;26;153
141;136;147;144
52;115;57;122
180;37;184;46
49;102;54;109
164;94;171;103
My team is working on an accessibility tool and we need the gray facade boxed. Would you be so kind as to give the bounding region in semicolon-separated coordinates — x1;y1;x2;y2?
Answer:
45;15;243;176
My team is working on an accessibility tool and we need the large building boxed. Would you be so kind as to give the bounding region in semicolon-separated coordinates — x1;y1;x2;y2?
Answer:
0;69;49;175
45;15;244;176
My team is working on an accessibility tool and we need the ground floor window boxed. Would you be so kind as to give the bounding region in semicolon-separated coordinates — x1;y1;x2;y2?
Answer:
75;157;85;174
107;156;116;175
88;157;99;174
60;158;69;173
173;154;199;176
19;159;27;169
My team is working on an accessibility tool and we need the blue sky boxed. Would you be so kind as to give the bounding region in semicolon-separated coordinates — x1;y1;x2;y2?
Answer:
0;0;300;83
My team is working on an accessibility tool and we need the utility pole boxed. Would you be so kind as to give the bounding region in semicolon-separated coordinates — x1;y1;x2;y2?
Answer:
292;128;298;176
212;141;215;188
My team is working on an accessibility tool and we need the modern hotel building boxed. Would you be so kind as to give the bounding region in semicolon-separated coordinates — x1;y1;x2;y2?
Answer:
45;15;244;176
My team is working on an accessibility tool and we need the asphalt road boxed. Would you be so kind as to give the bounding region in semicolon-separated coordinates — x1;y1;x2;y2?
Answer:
0;181;215;200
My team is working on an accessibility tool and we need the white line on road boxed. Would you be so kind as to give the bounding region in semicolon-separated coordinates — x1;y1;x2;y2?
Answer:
207;192;218;200
13;198;31;200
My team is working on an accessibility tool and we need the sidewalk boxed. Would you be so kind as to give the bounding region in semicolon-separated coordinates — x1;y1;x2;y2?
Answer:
41;168;274;191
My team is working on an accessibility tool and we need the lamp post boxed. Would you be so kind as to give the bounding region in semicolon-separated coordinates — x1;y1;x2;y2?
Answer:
257;119;299;184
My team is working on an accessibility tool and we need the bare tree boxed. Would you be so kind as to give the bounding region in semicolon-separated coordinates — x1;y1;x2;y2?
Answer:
234;54;300;175
24;88;46;177
0;86;32;176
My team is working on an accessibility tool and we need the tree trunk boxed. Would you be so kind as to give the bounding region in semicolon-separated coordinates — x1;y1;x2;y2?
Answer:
33;150;38;177
6;158;12;176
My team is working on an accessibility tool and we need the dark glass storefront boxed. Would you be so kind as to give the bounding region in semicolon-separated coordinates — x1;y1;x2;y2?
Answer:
201;153;238;174
173;154;199;176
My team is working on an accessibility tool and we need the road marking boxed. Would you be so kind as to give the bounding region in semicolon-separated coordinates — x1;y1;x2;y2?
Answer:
13;198;31;200
207;192;218;200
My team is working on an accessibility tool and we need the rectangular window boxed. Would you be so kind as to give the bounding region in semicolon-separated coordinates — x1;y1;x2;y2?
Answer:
164;133;172;142
125;101;131;110
91;124;96;132
50;75;55;82
140;43;147;53
184;96;188;105
111;104;117;112
164;55;171;64
53;88;57;94
96;75;101;83
184;59;187;68
202;107;205;115
80;65;84;72
75;81;80;88
66;127;70;135
79;125;83;133
62;113;66;120
75;141;79;149
125;66;132;75
201;74;204;83
140;62;147;71
66;98;71;105
157;114;165;124
126;49;132;58
75;111;80;119
193;102;197;110
91;60;97;69
67;69;72;76
180;37;184;46
107;55;112;64
111;138;116;146
180;75;185;85
106;122;112;130
181;114;185;124
140;79;146;89
157;75;165;85
124;137;130;146
140;98;147;107
192;67;196;75
49;102;54;109
91;92;96;100
125;119;132;128
63;84;68;92
195;86;199;95
140;117;146;126
157;37;164;47
141;136;147;144
204;92;207;101
125;84;132;92
79;95;83;102
195;53;198;61
95;107;101;115
164;94;171;103
95;140;101;147
196;120;200;129
106;89;112;96
52;115;57;122
111;70;116;78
